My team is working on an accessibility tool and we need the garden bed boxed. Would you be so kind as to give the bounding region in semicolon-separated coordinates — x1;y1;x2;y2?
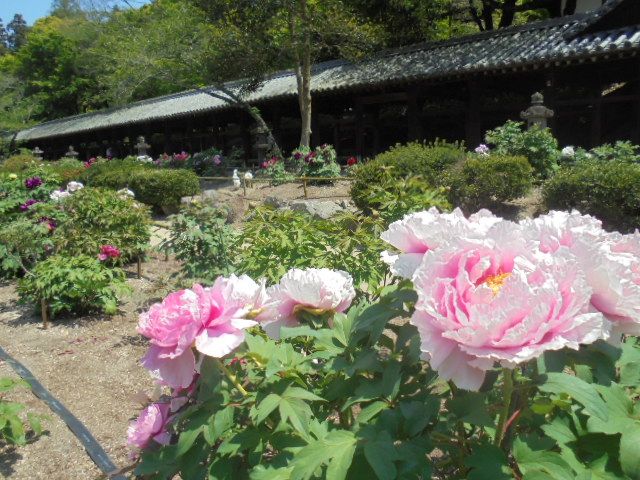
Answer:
0;252;182;479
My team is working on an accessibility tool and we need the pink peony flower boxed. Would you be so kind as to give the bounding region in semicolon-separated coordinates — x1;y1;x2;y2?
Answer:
570;231;640;339
410;218;609;391
98;245;121;261
380;207;503;279
127;402;172;451
25;176;43;189
520;210;605;254
347;157;358;166
521;210;640;339
138;276;262;388
260;268;355;339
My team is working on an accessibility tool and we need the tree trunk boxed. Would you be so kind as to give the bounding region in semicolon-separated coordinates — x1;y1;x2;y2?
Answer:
294;0;313;149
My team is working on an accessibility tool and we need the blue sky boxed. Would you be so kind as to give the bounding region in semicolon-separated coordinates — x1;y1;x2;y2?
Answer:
0;1;152;25
0;0;52;24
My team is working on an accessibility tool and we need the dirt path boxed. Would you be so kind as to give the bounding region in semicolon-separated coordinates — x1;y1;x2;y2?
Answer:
0;253;182;479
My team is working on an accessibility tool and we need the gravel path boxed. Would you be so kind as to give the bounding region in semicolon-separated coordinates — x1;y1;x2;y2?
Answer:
0;254;182;479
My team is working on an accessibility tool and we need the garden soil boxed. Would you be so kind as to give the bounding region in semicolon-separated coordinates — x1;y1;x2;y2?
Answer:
0;253;183;480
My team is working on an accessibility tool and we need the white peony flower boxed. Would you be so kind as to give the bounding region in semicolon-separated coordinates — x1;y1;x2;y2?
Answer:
50;190;71;202
561;146;575;158
259;268;356;339
66;181;84;193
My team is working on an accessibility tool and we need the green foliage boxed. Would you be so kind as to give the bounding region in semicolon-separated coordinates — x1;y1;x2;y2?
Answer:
356;170;451;222
0;152;40;172
235;208;387;292
136;289;640;479
53;187;151;262
295;145;342;181
485;120;559;179
0;217;54;279
18;253;129;317
162;202;237;282
0;377;46;446
81;159;201;208
350;141;464;212
43;157;85;183
568;141;640;166
260;158;296;186
448;154;533;211
129;168;201;209
543;160;640;232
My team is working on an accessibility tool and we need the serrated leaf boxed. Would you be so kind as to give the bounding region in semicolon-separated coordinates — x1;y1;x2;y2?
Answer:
364;438;397;480
255;393;281;425
513;438;575;480
279;397;312;435
250;465;294;480
290;430;357;480
620;424;640;478
538;373;608;422
465;444;512;480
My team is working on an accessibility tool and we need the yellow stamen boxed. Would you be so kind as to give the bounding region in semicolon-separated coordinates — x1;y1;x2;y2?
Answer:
292;304;331;316
482;272;512;296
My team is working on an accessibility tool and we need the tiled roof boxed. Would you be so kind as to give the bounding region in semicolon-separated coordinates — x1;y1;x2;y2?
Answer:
16;4;640;143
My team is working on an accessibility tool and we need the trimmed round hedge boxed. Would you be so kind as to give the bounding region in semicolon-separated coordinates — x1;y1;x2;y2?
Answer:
447;155;533;211
351;142;465;212
81;159;200;208
543;160;640;232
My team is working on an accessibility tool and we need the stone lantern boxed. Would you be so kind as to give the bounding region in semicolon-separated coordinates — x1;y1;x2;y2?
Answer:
32;146;44;159
65;145;79;158
135;136;151;157
251;126;270;164
520;92;554;129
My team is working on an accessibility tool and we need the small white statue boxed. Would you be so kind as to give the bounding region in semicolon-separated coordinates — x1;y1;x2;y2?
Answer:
244;171;253;188
232;169;241;189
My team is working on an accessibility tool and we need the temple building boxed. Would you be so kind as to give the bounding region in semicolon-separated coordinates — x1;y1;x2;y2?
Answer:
14;0;640;162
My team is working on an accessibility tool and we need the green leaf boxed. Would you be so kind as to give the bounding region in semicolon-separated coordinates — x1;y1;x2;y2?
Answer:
279;397;312;435
355;401;389;425
620;424;640;478
176;425;203;456
538;373;608;422
364;436;397;480
283;386;325;402
465;445;513;480
250;465;294;480
290;430;357;480
255;393;281;425
513;438;575;480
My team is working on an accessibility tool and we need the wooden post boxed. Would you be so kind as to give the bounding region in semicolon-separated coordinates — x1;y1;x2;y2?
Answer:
302;179;308;199
242;177;247;197
41;298;49;330
137;256;142;279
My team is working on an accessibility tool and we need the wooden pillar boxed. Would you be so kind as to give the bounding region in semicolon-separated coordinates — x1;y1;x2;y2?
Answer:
241;112;251;167
465;80;482;148
355;99;364;159
407;85;423;141
311;102;320;148
543;71;557;134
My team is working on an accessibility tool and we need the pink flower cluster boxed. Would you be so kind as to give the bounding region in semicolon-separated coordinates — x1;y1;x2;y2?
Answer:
261;156;279;169
173;151;190;162
347;156;358;166
381;208;639;390
136;269;355;389
98;245;121;261
84;157;97;168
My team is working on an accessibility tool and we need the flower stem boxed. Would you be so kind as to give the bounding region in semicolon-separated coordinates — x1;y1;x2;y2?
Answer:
215;359;248;397
494;368;514;448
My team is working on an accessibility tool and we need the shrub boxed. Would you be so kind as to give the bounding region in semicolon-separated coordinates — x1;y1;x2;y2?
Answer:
53;187;151;262
162;202;237;282
186;147;225;176
81;159;200;208
0;152;41;172
80;157;153;187
128;169;201;208
0;218;54;279
258;157;295;186
543;160;640;232
357;170;451;222
0;377;46;445
295;144;342;181
235;208;387;292
44;158;86;183
351;141;464;211
0;170;62;220
448;154;533;210
485;120;559;179
18;254;129;317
